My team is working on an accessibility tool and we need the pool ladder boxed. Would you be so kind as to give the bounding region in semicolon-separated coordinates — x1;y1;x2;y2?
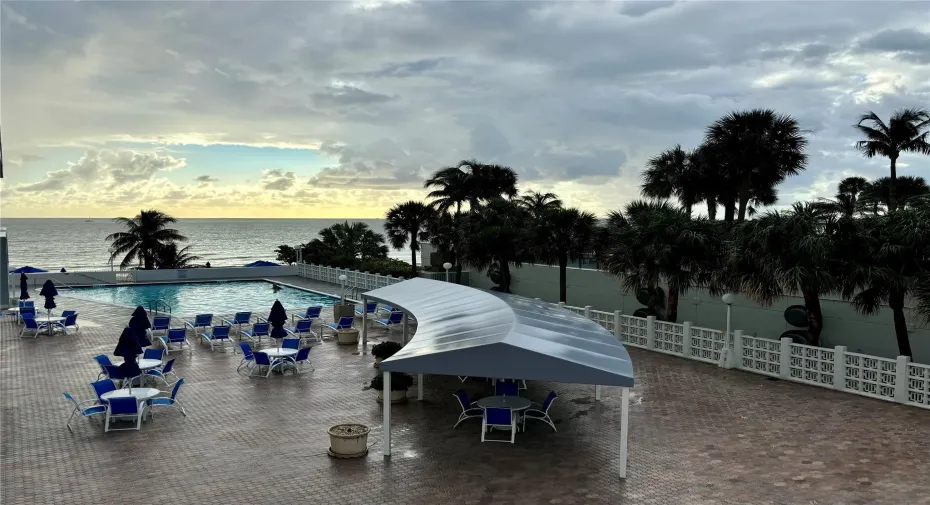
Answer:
148;299;172;316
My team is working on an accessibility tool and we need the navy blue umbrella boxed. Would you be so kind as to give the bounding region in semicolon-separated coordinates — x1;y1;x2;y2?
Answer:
267;300;288;346
39;280;58;311
128;306;152;347
19;274;29;301
244;260;281;267
9;266;48;274
114;328;143;386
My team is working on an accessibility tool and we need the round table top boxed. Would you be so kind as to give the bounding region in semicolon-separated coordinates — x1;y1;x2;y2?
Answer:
138;359;162;370
477;395;532;410
260;348;298;358
33;315;65;323
8;307;22;313
101;387;161;401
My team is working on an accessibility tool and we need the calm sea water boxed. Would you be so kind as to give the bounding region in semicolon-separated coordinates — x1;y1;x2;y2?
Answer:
1;218;404;271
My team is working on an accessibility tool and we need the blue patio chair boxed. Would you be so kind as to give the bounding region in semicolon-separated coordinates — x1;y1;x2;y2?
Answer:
372;311;403;332
54;313;80;334
20;313;46;338
185;314;213;335
152;316;171;335
93;355;113;380
250;352;282;379
143;348;164;361
354;301;378;327
146;358;179;386
63;392;107;432
201;325;232;351
375;305;395;315
287;347;313;373
481;407;517;443
19;300;34;308
292;306;322;325
321;316;355;338
147;378;187;418
105;397;146;432
60;310;76;318
495;380;519;397
285;318;319;344
91;379;118;403
453;390;484;429
238;342;255;371
282;338;300;350
523;391;558;432
102;365;133;388
164;328;193;356
241;322;270;347
222;312;252;337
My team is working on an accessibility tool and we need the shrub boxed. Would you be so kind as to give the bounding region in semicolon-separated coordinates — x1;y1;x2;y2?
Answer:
371;341;403;359
369;372;413;391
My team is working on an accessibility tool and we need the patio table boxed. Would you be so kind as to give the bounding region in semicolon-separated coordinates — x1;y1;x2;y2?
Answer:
100;387;161;421
477;396;531;432
33;315;65;336
258;348;298;373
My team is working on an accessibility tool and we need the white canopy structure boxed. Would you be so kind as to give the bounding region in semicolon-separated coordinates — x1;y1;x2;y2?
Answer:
360;278;635;478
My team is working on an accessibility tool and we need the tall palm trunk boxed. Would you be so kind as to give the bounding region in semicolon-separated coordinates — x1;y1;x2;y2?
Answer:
706;196;717;220
499;261;512;293
558;254;568;302
889;289;912;357
737;179;752;221
666;287;680;323
801;290;823;346
409;231;418;277
888;155;898;212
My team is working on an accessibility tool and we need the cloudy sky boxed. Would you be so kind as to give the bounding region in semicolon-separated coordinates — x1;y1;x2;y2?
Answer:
1;1;928;218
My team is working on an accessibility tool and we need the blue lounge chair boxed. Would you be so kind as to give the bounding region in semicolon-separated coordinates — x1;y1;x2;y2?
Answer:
143;348;164;361
163;328;192;356
238;343;255;371
146;358;179;386
250;352;283;379
147;378;187;418
287;347;313;373
60;310;76;318
241;322;270;347
285;318;319;344
63;392;106;433
93;355;113;380
523;391;558;432
453;390;483;429
372;311;403;331
222;312;252;337
201;325;232;351
20;313;47;338
292;306;322;325
495;380;519;397
375;305;395;315
91;379;118;403
54;313;80;334
152;316;171;335
282;338;300;350
321;316;354;338
185;314;213;335
481;407;517;443
355;302;378;326
105;397;146;432
18;306;35;323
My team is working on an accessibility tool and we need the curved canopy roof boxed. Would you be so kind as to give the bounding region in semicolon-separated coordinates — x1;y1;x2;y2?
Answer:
362;278;634;387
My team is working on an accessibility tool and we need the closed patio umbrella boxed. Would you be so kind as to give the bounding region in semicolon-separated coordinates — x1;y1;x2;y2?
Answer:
128;306;152;347
114;327;143;389
19;273;29;301
39;280;57;334
267;300;288;348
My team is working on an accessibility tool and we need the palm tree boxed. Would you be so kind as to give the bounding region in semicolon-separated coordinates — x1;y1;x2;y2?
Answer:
518;191;562;218
384;201;434;276
705;109;809;221
641;145;705;215
528;207;597;302
459;159;519;204
318;221;388;260
855;108;930;212
859;175;930;214
603;200;719;322
461;199;529;293
106;210;187;270
275;245;297;265
424;166;471;213
156;243;202;269
426;210;466;281
839;205;930;357
727;203;841;345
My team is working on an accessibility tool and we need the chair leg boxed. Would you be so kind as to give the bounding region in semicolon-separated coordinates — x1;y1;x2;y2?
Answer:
67;410;77;433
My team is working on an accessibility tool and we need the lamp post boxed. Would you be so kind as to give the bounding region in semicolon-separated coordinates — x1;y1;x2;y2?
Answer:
722;293;735;368
339;274;347;304
442;262;452;283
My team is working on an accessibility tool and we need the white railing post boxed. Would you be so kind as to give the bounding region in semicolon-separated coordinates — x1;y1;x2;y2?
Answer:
682;321;692;359
779;337;792;379
833;346;847;390
895;356;911;404
584;305;591;319
558;302;565;308
729;330;743;369
646;316;656;350
613;311;622;340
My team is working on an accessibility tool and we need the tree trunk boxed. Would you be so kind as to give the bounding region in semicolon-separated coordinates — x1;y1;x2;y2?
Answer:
722;195;736;222
802;290;823;346
409;232;418;277
666;287;680;323
889;290;911;357
736;180;751;222
684;202;693;216
500;261;512;293
888;155;898;212
706;196;717;220
144;253;155;270
558;254;568;303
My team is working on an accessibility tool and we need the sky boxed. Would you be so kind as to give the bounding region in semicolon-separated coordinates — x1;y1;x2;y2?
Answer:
1;0;928;218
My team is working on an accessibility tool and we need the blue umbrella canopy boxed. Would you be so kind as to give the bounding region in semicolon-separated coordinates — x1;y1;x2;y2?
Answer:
128;306;152;347
114;327;143;359
267;300;288;340
19;274;29;300
39;279;57;311
244;260;281;267
10;266;48;274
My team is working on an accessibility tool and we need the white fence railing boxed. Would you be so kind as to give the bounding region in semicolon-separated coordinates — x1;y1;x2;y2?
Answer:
560;303;928;411
297;264;404;291
417;270;471;285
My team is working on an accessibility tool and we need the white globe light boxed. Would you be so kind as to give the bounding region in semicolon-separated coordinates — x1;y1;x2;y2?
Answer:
338;274;347;282
722;293;736;305
443;262;452;270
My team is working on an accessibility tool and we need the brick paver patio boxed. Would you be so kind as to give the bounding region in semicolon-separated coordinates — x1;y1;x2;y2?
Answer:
2;277;929;505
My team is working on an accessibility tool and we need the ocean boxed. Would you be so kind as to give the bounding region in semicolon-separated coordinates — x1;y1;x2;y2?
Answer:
0;218;406;271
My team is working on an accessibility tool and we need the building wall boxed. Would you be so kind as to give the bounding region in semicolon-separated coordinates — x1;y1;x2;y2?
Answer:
133;265;296;282
470;264;930;363
0;233;9;309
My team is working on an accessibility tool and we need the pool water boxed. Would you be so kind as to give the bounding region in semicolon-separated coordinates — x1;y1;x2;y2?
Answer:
63;281;339;316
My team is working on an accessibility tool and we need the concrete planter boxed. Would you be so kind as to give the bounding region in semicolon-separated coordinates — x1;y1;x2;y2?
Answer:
373;356;383;368
336;328;360;345
377;389;408;404
333;302;355;321
327;424;370;458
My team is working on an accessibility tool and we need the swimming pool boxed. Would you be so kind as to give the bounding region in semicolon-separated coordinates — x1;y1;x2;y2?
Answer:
63;280;340;316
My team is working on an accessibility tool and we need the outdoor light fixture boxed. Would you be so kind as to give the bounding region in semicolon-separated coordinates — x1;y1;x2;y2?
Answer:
442;262;452;283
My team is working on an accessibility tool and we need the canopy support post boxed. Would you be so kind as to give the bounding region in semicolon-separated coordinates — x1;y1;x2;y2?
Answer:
595;385;602;401
383;371;392;458
361;296;368;352
402;313;409;345
619;386;630;479
417;373;424;400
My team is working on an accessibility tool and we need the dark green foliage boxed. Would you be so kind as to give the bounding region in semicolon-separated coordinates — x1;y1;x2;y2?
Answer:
371;341;403;359
369;372;414;391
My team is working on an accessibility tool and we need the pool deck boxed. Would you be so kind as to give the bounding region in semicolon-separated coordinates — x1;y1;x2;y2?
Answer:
2;275;929;505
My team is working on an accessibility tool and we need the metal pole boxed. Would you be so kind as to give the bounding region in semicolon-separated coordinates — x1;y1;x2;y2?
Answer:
402;313;409;345
361;296;368;352
383;371;392;457
417;373;424;400
619;387;630;479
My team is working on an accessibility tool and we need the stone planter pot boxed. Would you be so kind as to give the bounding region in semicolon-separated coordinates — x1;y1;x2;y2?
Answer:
327;423;370;458
336;328;359;345
373;356;384;368
333;302;356;321
376;389;408;404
